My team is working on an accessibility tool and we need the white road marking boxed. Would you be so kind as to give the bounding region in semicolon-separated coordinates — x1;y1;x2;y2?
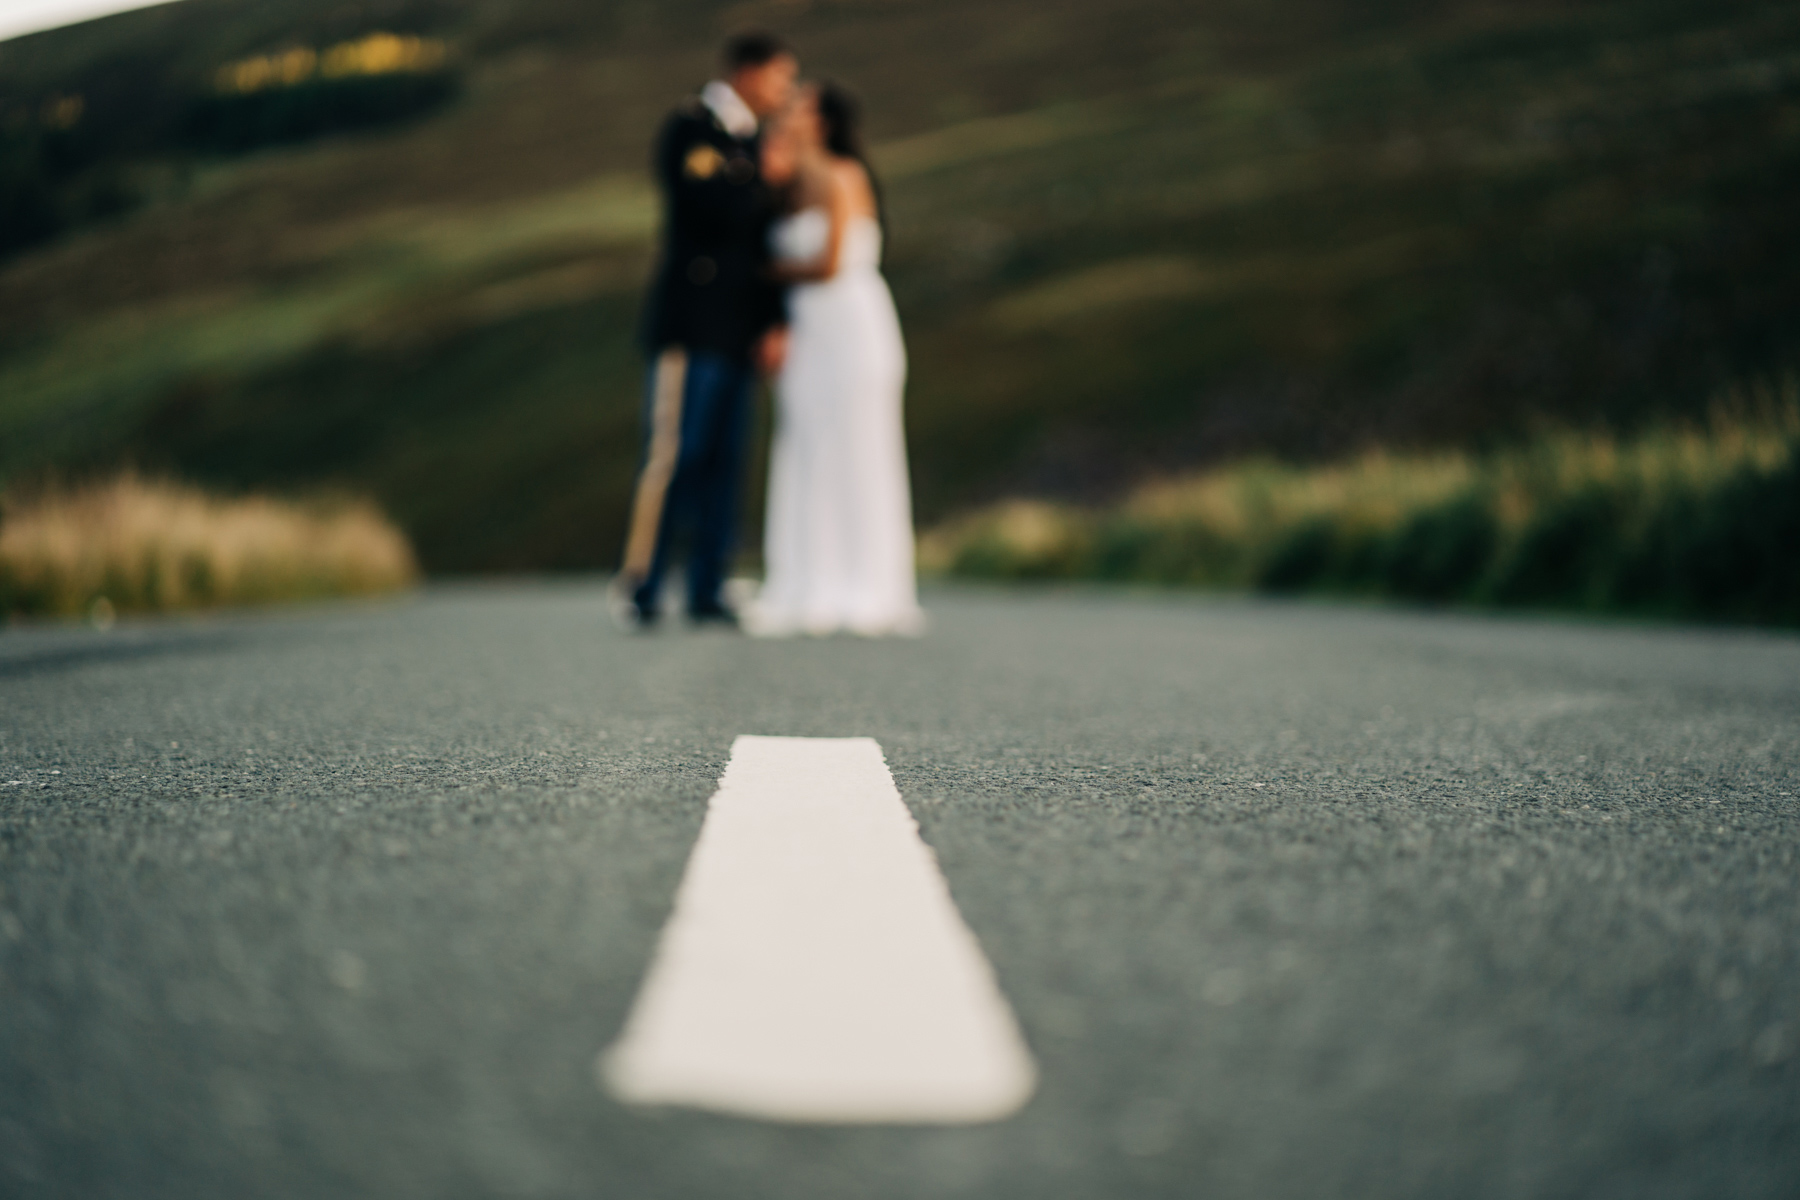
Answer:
599;735;1037;1124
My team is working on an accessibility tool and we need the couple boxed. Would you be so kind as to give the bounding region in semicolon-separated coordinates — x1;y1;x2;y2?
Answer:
613;31;923;638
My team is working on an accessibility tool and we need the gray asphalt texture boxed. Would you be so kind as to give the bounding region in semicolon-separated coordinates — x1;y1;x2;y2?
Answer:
2;582;1797;1200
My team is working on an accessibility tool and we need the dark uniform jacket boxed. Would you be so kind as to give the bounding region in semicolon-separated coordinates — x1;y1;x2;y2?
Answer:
638;96;786;361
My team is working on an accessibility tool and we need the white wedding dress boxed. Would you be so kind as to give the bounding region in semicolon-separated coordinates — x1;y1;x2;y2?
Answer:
749;208;925;637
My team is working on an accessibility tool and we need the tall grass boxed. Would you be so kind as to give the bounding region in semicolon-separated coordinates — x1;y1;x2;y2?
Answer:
921;385;1800;625
0;475;418;619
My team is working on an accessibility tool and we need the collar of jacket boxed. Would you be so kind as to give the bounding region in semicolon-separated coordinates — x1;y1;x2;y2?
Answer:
700;80;758;139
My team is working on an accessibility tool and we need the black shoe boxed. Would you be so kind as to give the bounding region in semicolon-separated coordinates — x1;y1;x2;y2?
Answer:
608;581;659;633
687;604;740;631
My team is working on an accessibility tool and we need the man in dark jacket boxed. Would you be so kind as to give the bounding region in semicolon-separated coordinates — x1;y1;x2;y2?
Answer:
614;30;796;629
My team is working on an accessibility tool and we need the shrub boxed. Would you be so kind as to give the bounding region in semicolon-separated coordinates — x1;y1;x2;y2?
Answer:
1256;519;1340;593
0;475;418;618
183;71;459;155
1483;488;1621;609
184;33;460;155
1378;497;1499;602
924;385;1800;625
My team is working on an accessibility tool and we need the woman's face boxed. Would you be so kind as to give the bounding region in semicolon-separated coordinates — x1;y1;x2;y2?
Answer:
760;121;799;185
760;89;820;185
785;88;823;152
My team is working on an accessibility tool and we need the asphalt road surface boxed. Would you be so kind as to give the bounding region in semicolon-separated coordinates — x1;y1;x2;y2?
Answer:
2;582;1797;1199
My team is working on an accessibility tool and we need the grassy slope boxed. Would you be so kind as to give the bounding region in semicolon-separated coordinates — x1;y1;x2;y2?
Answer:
1;0;1797;571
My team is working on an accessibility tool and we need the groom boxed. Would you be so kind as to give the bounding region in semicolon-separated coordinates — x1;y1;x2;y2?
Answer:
614;30;797;630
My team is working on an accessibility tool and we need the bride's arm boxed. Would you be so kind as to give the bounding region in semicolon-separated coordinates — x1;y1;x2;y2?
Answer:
770;164;852;283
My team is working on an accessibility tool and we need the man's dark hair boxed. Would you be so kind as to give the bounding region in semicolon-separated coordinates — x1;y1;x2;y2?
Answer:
723;30;790;71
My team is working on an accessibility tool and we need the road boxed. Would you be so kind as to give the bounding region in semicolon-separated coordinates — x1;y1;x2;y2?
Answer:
2;582;1797;1199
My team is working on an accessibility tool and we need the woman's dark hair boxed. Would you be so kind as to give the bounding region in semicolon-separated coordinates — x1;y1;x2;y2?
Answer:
817;80;885;231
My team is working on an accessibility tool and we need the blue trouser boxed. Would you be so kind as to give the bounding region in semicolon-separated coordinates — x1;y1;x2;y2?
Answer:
622;349;755;615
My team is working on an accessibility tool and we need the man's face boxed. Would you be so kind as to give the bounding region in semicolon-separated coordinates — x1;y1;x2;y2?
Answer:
732;53;799;119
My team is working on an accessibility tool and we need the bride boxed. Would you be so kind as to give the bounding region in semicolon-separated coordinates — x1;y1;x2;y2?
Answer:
748;82;925;638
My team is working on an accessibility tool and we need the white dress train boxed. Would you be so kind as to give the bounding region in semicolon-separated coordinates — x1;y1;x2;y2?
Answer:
749;209;925;637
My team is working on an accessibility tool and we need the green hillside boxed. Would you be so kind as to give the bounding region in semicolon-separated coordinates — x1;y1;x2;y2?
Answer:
2;0;1797;571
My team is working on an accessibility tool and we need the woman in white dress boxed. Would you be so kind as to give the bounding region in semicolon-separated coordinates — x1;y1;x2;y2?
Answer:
748;82;925;638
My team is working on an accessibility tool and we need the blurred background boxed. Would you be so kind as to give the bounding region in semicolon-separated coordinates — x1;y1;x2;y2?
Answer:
1;0;1797;621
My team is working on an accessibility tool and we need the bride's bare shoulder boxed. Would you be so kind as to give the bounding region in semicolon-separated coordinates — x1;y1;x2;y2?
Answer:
826;156;876;217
